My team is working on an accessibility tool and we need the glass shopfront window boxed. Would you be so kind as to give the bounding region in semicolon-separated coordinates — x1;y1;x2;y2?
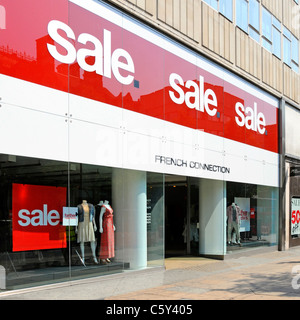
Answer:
226;182;279;253
147;173;164;267
0;154;164;290
289;165;300;246
0;0;280;291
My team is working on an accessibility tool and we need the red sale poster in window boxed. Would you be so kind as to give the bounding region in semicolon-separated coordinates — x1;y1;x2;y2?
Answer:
291;197;300;236
12;183;67;252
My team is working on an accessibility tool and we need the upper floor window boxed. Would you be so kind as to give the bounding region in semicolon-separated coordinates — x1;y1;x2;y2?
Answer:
236;0;248;32
236;0;260;43
203;0;218;11
204;0;299;73
262;7;272;42
262;7;282;59
291;35;299;72
283;27;292;66
249;0;260;42
219;0;233;21
282;27;299;73
203;0;233;21
272;18;281;59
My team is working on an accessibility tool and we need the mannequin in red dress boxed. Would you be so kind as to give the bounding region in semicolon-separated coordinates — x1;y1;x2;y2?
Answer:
99;200;116;265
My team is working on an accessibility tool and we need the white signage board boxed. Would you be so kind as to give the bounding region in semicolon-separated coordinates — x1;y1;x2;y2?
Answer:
63;207;78;227
235;197;250;232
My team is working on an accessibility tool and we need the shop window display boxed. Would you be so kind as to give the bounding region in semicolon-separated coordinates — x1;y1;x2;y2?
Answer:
227;202;242;246
0;154;164;289
98;200;115;265
146;173;164;265
76;200;98;265
226;182;279;252
289;168;300;246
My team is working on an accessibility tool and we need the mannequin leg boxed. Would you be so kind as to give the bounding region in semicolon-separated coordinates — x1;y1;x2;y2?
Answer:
80;242;85;264
235;222;241;245
227;223;233;244
90;241;98;263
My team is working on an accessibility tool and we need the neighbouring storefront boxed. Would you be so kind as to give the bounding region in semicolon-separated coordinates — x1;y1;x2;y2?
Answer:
0;0;279;290
285;103;300;249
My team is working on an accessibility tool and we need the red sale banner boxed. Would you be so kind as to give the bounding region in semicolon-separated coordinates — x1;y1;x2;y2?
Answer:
0;0;278;154
12;183;67;252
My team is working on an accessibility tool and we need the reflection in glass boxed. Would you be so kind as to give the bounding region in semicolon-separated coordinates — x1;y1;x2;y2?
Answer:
0;154;165;289
147;173;164;267
226;181;279;253
0;154;69;289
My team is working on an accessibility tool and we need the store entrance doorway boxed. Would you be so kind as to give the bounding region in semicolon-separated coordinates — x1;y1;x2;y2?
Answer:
164;175;199;257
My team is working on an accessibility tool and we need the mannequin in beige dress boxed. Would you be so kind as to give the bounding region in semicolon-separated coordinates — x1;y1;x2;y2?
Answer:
76;200;98;264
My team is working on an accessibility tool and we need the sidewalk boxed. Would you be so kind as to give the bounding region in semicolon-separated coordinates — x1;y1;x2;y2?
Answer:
1;246;300;300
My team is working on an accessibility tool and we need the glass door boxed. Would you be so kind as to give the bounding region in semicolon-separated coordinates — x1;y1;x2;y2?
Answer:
164;175;200;257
